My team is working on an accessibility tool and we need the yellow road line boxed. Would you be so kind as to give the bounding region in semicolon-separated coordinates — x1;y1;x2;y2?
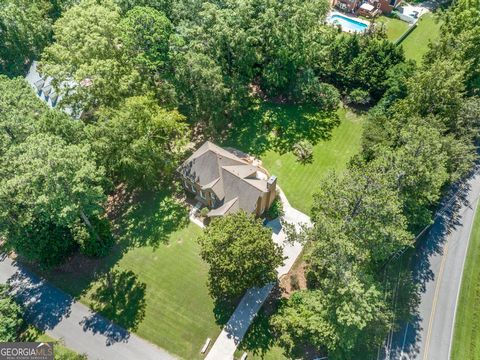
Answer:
423;241;450;360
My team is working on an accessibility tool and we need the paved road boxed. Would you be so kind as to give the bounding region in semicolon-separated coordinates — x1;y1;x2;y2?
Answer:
205;189;311;360
0;256;177;360
384;171;480;360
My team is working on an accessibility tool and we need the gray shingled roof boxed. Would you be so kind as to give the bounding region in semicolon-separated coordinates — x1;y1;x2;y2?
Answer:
178;141;270;214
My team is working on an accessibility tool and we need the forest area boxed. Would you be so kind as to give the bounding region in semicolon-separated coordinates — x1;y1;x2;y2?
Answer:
1;0;480;358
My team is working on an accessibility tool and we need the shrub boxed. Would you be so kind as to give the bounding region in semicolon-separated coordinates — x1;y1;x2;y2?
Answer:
292;69;340;111
293;140;314;164
73;217;114;258
266;195;284;219
346;88;371;106
200;207;210;217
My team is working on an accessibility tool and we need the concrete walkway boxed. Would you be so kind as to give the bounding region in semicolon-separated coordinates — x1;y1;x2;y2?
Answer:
0;256;177;360
205;189;311;360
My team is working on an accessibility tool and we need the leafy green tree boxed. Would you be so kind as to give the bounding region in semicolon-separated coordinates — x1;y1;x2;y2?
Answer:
121;6;173;74
321;34;405;102
173;50;234;131
404;59;465;127
0;284;23;342
115;0;172;17
310;161;412;265
41;0;141;115
271;280;390;359
87;95;189;189
198;211;283;300
0;0;52;76
292;69;340;110
425;0;480;94
0;76;47;154
0;133;107;266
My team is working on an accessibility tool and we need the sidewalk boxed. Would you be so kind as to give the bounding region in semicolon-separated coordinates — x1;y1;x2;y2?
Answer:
0;256;177;360
205;190;312;359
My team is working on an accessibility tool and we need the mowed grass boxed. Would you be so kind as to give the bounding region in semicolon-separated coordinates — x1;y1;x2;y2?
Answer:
261;108;364;214
41;220;219;360
377;16;410;41
400;13;441;63
451;205;480;360
82;223;219;360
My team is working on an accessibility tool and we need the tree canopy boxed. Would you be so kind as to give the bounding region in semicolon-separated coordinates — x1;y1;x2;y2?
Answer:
198;211;283;300
0;0;52;76
87;95;189;189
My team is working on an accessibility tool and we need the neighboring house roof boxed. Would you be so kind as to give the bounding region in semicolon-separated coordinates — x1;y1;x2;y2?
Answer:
25;61;78;118
360;3;375;11
177;141;273;215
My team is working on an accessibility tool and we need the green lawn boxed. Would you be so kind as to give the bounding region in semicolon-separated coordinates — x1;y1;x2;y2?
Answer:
38;193;221;360
261;108;364;214
376;16;410;42
451;204;480;360
400;13;441;63
222;103;364;215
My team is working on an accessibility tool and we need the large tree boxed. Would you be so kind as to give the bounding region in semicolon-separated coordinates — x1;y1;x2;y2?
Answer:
0;133;107;266
0;0;52;76
425;0;480;94
87;95;189;189
40;0;141;115
198;211;283;300
0;76;47;154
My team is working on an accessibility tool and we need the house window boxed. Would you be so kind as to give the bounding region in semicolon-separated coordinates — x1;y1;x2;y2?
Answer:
200;190;206;199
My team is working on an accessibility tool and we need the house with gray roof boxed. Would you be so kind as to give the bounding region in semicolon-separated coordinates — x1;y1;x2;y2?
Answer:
25;61;79;118
177;141;277;217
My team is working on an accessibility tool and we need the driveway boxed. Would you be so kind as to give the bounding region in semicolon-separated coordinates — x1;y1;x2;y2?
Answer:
382;171;480;360
0;256;177;360
205;189;311;360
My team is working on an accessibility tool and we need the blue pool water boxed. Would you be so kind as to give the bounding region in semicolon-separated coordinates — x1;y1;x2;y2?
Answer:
328;14;368;32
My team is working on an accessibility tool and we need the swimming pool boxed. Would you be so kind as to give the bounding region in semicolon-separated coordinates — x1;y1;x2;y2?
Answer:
328;13;369;33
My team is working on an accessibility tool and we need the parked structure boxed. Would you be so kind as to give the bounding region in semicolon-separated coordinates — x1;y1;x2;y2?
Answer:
177;141;277;217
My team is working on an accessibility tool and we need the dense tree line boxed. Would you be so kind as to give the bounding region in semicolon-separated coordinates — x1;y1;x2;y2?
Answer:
271;1;480;358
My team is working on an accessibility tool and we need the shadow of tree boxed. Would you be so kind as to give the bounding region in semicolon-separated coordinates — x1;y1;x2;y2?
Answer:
212;298;240;327
89;269;147;332
221;102;340;157
117;190;189;249
7;268;73;331
238;304;277;357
